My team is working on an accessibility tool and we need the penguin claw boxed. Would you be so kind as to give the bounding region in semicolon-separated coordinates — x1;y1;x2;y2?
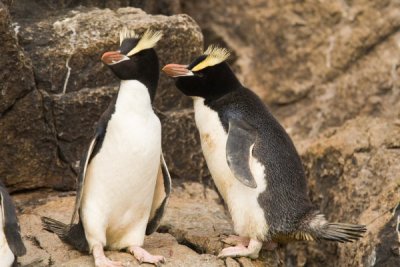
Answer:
218;239;263;259
222;235;250;246
129;246;165;265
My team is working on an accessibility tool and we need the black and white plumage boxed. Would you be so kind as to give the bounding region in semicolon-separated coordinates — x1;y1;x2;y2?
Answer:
162;46;366;259
0;180;26;267
42;28;171;267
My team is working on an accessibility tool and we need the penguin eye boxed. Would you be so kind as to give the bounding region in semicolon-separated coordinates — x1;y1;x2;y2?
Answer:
195;72;204;78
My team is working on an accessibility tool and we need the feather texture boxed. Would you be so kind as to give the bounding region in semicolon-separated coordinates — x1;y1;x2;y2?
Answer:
127;29;163;57
119;27;138;45
192;45;230;71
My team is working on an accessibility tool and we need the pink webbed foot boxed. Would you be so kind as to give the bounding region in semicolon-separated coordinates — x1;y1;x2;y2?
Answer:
218;238;262;259
92;244;124;267
129;246;165;266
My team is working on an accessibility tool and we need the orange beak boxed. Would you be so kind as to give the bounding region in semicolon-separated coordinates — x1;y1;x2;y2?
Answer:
162;64;193;77
101;51;125;65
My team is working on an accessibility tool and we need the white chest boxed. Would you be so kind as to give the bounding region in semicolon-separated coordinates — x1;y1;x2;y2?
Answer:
193;97;232;195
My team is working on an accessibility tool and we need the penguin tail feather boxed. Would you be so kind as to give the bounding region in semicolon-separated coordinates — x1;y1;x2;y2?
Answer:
307;213;366;243
41;216;68;238
41;216;89;252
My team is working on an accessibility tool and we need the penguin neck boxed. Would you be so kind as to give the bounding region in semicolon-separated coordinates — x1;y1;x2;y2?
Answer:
115;80;153;114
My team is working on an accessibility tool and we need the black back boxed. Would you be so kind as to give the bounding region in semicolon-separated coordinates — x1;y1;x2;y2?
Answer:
175;61;315;236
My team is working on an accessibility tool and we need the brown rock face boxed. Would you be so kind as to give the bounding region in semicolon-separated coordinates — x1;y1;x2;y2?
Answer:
285;117;400;266
1;4;204;191
160;109;210;182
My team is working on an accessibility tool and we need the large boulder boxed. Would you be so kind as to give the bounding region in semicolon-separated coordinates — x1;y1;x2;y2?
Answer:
0;1;67;191
1;4;205;192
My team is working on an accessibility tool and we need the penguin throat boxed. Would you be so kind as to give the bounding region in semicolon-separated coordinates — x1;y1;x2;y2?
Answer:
116;80;153;114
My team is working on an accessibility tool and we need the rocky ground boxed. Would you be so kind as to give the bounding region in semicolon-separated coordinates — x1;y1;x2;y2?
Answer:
1;0;400;266
15;183;276;267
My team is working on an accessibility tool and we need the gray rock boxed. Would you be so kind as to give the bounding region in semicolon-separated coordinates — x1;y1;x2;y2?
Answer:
0;90;71;192
0;1;35;113
160;109;210;181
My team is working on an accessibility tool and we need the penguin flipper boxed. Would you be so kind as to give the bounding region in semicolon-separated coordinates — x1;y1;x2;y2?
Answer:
226;118;258;188
0;185;26;256
71;135;98;225
145;153;172;235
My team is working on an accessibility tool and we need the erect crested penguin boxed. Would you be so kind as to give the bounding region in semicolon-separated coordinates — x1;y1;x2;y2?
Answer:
162;46;366;259
0;180;26;267
42;28;171;267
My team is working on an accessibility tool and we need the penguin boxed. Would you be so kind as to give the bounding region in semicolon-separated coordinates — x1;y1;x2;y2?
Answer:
0;180;26;267
42;28;171;267
162;46;366;259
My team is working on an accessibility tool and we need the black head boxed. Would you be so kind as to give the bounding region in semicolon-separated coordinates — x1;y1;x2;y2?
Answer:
162;46;241;100
102;28;162;101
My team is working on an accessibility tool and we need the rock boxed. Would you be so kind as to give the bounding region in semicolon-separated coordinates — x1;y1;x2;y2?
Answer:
160;182;232;255
0;90;71;192
49;86;118;175
1;4;205;191
160;109;210;181
10;0;181;19
0;0;35;113
182;0;400;139
282;117;400;266
16;7;200;109
225;257;240;267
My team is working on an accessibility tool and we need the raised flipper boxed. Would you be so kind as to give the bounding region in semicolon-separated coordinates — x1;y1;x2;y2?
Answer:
0;182;26;257
226;118;258;188
145;153;172;235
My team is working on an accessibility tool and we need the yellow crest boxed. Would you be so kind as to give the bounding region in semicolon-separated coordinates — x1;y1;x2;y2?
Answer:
119;27;139;46
191;45;231;72
126;29;163;57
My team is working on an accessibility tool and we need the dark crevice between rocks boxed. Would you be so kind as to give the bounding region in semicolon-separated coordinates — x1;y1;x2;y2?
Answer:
25;235;54;267
48;256;55;266
177;238;206;254
165;231;208;255
38;89;77;184
0;88;34;119
27;235;44;250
